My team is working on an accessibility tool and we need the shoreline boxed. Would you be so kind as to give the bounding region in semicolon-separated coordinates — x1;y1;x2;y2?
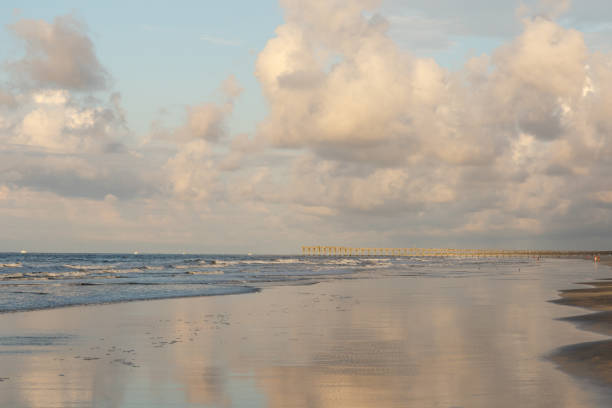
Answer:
0;285;263;315
550;256;612;386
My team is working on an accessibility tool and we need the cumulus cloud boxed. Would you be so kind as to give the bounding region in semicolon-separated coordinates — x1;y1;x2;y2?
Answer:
160;75;243;144
257;1;595;162
0;88;153;200
163;139;218;200
182;104;228;142
7;14;109;91
0;13;145;205
252;0;612;248
256;0;417;163
0;13;126;159
4;89;127;154
160;75;246;200
0;89;17;108
0;155;156;200
220;75;243;100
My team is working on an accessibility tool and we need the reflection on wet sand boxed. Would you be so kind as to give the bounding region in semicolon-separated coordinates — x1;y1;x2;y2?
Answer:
1;259;612;407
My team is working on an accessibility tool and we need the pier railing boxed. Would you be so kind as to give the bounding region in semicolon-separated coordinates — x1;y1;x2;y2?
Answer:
301;246;612;257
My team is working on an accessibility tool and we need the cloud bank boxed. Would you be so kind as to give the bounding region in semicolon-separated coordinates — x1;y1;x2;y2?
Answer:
1;2;612;252
253;0;612;248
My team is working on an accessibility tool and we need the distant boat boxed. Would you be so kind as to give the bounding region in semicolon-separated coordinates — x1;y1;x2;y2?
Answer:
20;250;27;254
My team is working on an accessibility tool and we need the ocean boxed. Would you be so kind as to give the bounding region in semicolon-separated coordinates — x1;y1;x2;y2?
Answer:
0;252;547;313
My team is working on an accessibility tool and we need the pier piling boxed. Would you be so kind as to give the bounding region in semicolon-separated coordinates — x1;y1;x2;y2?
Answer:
300;246;611;258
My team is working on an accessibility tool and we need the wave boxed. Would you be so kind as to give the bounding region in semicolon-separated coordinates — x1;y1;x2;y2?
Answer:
269;258;303;264
322;259;361;266
185;270;224;275
0;270;119;281
109;268;149;274
203;260;240;266
63;264;115;271
194;258;306;267
0;285;261;313
0;273;25;280
182;257;397;269
1;263;22;268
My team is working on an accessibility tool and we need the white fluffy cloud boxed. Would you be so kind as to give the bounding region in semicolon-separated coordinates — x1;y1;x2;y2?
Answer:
167;75;243;143
0;15;146;203
7;89;125;153
0;89;17;108
251;0;612;248
160;76;245;200
164;139;218;200
7;14;108;91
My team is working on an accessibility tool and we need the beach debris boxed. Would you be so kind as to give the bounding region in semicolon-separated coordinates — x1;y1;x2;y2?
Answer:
74;355;100;361
0;377;8;382
112;358;139;368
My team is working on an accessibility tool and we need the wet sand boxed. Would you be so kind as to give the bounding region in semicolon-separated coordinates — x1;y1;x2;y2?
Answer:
550;256;612;386
1;260;612;407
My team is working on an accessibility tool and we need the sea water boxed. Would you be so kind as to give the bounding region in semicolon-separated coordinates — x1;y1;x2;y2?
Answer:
0;252;396;312
0;252;606;313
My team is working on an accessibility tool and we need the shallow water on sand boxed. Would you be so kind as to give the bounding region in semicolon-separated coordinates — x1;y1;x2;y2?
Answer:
0;258;611;407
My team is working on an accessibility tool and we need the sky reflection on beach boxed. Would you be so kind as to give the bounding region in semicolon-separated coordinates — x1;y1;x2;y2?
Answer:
1;259;612;407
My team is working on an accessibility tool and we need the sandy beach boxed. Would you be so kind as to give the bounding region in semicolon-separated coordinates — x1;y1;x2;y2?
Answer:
550;257;612;387
1;259;612;407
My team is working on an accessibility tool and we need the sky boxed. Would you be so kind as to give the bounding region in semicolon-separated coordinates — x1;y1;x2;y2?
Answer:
1;0;612;253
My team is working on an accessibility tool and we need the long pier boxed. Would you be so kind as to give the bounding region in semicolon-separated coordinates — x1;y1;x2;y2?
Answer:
301;246;612;257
